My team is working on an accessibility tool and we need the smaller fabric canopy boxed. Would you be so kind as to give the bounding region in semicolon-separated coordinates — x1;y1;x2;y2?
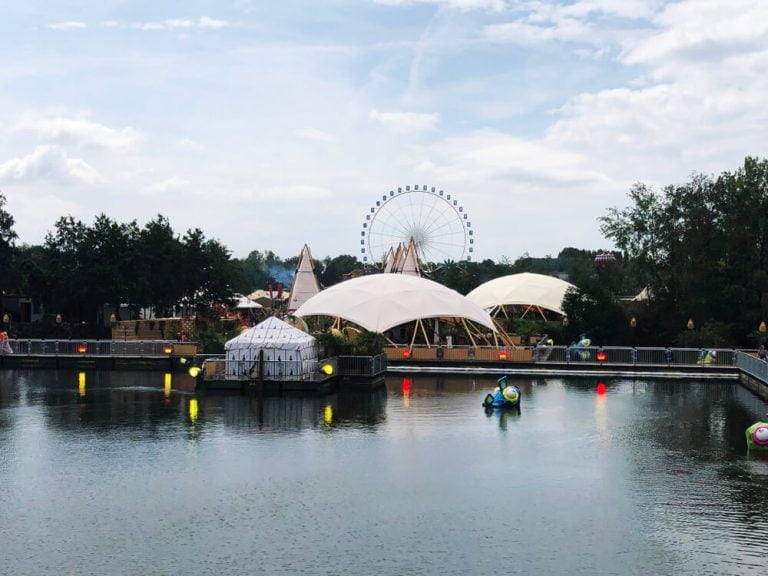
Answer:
234;295;263;309
466;272;575;316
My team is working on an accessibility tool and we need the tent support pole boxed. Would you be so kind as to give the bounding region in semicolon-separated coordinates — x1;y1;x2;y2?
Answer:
409;321;419;349
419;319;431;348
461;318;477;347
492;317;514;347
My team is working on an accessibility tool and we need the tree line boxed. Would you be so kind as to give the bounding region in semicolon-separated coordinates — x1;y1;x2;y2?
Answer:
1;155;768;346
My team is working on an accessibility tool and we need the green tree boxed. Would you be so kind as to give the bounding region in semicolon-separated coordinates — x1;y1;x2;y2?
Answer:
180;228;241;313
43;216;89;321
0;193;19;310
133;215;184;317
601;158;768;345
81;215;139;322
318;254;361;286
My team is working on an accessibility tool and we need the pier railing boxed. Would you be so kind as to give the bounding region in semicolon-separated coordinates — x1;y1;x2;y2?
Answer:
337;353;387;377
385;345;740;368
6;338;184;356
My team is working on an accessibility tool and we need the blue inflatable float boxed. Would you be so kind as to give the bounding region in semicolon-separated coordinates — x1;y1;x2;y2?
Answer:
483;376;521;409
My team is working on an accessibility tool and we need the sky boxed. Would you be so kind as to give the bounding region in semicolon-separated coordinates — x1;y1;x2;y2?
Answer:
1;0;767;263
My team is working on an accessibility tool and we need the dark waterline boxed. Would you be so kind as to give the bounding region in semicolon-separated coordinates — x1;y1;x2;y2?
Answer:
1;370;767;576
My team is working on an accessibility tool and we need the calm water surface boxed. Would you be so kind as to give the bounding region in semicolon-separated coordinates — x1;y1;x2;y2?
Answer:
1;370;767;576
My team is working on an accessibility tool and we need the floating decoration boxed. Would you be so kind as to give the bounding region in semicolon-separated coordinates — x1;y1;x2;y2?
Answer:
746;421;768;451
482;376;521;410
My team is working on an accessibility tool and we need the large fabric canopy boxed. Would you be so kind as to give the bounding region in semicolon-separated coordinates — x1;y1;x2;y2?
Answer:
294;274;495;333
224;316;317;379
465;272;575;316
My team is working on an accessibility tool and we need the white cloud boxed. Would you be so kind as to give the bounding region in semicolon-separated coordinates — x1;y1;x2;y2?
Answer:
621;0;768;67
484;0;662;47
263;185;332;200
6;193;85;245
543;0;768;186
0;145;103;185
369;109;439;133
103;16;234;31
294;128;336;143
416;130;613;187
46;21;87;31
177;138;205;152
485;18;597;46
144;176;190;195
375;0;505;11
13;112;140;150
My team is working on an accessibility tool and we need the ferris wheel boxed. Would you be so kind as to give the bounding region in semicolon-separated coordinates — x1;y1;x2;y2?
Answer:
360;185;474;266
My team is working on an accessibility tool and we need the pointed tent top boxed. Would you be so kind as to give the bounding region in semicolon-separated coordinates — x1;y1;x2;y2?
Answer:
382;247;395;273
390;243;404;273
400;237;421;277
287;244;321;313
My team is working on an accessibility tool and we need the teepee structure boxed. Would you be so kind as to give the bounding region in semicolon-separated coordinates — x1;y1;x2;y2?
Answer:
398;237;421;277
287;244;321;313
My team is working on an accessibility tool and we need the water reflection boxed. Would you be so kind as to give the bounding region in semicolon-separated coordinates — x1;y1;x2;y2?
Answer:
2;370;768;575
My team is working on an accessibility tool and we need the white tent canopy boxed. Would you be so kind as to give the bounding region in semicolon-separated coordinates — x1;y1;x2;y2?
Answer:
465;272;576;316
294;273;495;333
224;316;318;380
234;294;263;309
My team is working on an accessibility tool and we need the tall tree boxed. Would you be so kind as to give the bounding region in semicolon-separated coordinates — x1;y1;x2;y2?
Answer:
43;216;89;321
180;228;241;312
133;215;184;317
0;193;19;307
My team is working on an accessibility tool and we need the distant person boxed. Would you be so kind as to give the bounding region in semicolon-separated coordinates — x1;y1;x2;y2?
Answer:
180;331;188;342
0;331;13;354
759;345;767;361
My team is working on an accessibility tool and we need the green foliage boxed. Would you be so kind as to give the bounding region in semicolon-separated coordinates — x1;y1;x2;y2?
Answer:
314;331;355;357
350;330;387;355
601;157;768;346
196;322;240;354
674;321;736;348
313;329;386;357
0;193;21;307
505;317;564;343
319;255;362;286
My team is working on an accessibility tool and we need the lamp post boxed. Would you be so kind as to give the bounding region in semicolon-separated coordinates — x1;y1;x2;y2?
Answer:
630;316;637;348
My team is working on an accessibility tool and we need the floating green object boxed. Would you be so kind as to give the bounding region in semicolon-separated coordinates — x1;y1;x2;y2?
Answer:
745;421;768;451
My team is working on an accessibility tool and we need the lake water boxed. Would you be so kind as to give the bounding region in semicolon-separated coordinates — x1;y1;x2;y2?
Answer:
1;370;767;576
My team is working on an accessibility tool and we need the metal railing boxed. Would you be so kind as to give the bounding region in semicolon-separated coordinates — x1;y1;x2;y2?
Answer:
337;353;387;377
6;339;179;356
735;350;768;380
389;345;740;368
